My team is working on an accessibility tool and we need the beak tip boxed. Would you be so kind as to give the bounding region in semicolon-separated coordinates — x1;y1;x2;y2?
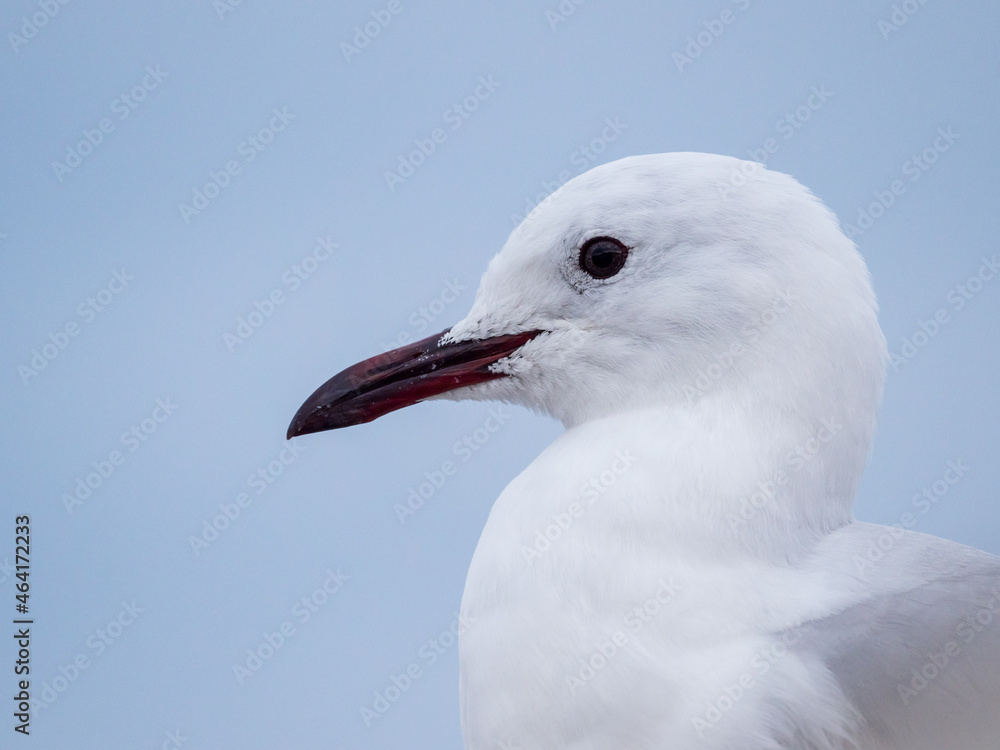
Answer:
287;402;343;439
286;410;314;440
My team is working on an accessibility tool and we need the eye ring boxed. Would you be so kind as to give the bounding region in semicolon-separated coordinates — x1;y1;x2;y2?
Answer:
579;236;629;279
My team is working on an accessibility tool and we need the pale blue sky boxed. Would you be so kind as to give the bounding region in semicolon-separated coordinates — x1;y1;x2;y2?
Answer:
2;1;998;748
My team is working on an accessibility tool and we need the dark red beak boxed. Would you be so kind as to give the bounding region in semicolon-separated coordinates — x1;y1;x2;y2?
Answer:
287;328;541;438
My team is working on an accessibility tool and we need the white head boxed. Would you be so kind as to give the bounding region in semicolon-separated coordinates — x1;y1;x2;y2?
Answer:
446;153;885;428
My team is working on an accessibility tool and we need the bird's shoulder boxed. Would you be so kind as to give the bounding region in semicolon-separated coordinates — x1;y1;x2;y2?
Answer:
783;523;1000;750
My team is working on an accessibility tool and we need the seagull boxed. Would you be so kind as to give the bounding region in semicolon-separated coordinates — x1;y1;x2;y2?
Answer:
288;153;1000;750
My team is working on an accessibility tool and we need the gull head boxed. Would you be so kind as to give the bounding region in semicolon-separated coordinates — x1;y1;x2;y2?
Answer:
288;153;887;475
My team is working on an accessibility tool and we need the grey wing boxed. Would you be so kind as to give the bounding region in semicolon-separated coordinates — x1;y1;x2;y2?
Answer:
785;551;1000;750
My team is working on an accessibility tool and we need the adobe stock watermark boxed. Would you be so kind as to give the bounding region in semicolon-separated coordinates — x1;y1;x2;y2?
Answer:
30;600;144;715
61;398;179;514
178;107;295;223
692;629;802;737
224;235;338;352
673;0;754;73
509;117;628;228
566;578;681;695
727;417;843;530
684;287;797;402
188;440;305;555
896;587;1000;706
851;459;970;582
147;730;189;750
380;278;466;351
51;65;168;182
8;0;72;54
878;0;933;40
18;268;134;385
340;0;403;62
232;567;349;685
842;127;959;239
718;86;834;201
394;407;513;523
520;449;637;565
213;0;249;21
383;75;501;192
360;611;476;726
546;0;586;30
889;255;998;371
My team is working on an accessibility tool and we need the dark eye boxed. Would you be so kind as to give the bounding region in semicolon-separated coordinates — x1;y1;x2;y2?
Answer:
579;236;629;279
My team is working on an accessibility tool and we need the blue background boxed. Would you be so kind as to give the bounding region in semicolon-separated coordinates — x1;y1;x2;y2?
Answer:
1;1;998;748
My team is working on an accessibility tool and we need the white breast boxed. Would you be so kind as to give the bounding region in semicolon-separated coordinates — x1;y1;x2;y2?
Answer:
457;409;878;750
